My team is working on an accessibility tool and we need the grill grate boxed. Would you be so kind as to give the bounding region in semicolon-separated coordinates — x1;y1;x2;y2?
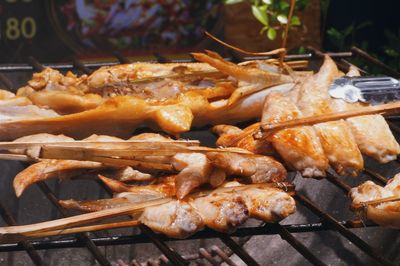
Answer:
0;48;398;266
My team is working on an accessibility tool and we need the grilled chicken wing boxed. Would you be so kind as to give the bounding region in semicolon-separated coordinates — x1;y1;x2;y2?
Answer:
59;182;296;238
331;66;400;163
191;191;248;232
350;173;400;228
262;92;329;177
212;124;274;155
172;153;213;199
140;200;204;238
206;152;287;183
296;56;363;176
241;187;296;222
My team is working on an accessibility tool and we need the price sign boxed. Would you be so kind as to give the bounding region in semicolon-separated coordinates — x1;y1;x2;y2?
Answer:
0;1;222;63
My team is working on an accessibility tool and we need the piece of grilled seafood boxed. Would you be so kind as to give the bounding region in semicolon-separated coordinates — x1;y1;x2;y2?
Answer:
0;51;295;140
350;173;400;228
214;55;400;178
8;133;287;199
60;181;296;238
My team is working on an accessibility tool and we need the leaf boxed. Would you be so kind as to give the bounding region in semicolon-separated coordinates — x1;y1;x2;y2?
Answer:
277;14;288;24
251;5;269;26
267;28;277;40
279;1;289;11
224;0;244;4
290;16;301;26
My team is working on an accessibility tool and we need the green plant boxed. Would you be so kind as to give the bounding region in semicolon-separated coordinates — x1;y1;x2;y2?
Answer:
224;0;308;40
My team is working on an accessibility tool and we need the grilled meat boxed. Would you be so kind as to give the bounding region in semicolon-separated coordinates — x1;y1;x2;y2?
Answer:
60;182;296;238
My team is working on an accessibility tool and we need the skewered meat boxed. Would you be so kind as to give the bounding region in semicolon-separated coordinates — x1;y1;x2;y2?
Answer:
350;173;400;228
296;56;363;176
172;153;212;199
190;191;248;232
98;175;176;197
8;132;287;198
215;55;399;178
213;124;273;154
0;52;294;140
140;200;205;239
13;160;104;197
59;182;296;238
10;133;74;158
262;91;329;177
206;152;287;183
329;66;400;163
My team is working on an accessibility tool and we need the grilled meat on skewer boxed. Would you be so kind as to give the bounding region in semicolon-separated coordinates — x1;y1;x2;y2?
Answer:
350;173;400;228
7;133;287;198
0;53;295;140
59;182;296;238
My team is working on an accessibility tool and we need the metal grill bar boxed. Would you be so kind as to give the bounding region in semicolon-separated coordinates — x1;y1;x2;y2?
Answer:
0;221;378;252
21;57;112;266
0;52;352;72
0;70;46;266
296;193;393;266
36;182;111;266
219;235;260;266
0;203;46;266
351;46;400;78
274;223;326;266
364;168;388;185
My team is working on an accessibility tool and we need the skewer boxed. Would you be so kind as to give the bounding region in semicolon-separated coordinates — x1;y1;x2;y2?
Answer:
25;219;141;239
224;122;261;147
38;145;252;163
0;140;200;150
0;182;294;241
352;196;400;210
0;197;172;238
0;154;36;162
261;101;400;135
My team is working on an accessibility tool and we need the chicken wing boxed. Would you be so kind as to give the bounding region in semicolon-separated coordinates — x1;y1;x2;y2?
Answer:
140;200;204;239
262;91;329;177
191;191;248;232
296;56;363;176
350;173;400;228
329;66;400;163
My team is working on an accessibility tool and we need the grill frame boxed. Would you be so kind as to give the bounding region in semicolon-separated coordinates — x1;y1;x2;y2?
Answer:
0;48;398;266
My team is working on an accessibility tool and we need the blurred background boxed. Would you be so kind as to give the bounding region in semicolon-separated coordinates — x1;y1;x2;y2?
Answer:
0;0;399;71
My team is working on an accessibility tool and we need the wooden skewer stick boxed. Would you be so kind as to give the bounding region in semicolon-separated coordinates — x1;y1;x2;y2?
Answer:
0;197;171;238
224;122;261;147
0;181;294;240
0;140;200;150
25;219;141;239
352;196;400;210
0;154;36;162
261;101;400;135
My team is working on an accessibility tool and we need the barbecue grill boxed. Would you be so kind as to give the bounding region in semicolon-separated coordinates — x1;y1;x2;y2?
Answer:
0;47;399;266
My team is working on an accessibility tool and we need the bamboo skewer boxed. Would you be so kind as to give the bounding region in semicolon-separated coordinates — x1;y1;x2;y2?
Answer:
0;197;171;238
352;196;400;210
0;140;200;150
0;182;294;241
25;219;141;238
0;154;36;162
261;101;400;136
